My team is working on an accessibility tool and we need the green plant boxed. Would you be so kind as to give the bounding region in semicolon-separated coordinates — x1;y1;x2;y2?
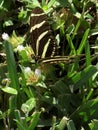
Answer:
0;0;98;130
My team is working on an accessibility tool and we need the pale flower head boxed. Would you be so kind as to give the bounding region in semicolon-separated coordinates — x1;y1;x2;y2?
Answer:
17;45;24;51
35;69;41;77
24;67;32;74
2;33;9;40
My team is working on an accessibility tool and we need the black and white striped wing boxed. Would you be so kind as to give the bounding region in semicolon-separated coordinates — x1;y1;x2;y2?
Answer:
30;7;84;64
30;7;57;60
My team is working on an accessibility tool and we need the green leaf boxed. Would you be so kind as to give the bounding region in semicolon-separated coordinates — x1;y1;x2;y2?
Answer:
9;96;17;111
19;49;29;62
71;65;97;91
85;40;91;66
66;34;76;55
85;40;92;88
68;29;90;72
28;111;41;130
56;0;71;7
67;120;76;130
47;0;56;8
10;31;24;48
0;109;10;119
4;40;20;91
56;117;68;130
15;110;27;130
22;0;41;8
89;119;98;130
3;19;13;27
21;98;36;114
72;18;81;40
77;28;90;54
66;24;75;35
1;86;17;95
71;98;98;124
89;28;98;36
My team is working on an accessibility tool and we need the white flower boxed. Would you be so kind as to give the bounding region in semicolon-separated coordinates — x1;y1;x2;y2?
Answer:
35;69;41;77
24;67;31;73
17;45;24;51
2;33;9;40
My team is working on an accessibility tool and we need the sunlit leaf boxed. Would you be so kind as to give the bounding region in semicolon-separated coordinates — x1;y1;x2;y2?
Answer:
1;86;18;95
21;98;36;114
89;119;98;130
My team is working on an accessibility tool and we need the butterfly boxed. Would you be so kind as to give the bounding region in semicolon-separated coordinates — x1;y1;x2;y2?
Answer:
30;7;83;64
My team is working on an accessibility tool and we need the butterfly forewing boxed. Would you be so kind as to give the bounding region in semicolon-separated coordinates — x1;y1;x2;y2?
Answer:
30;7;57;60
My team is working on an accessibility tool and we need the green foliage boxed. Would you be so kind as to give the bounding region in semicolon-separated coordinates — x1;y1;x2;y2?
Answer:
0;0;98;130
14;110;41;130
1;86;18;95
4;40;20;91
89;119;98;130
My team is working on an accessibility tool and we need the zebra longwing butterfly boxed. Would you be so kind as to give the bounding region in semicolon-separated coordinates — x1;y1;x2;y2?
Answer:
30;7;82;64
